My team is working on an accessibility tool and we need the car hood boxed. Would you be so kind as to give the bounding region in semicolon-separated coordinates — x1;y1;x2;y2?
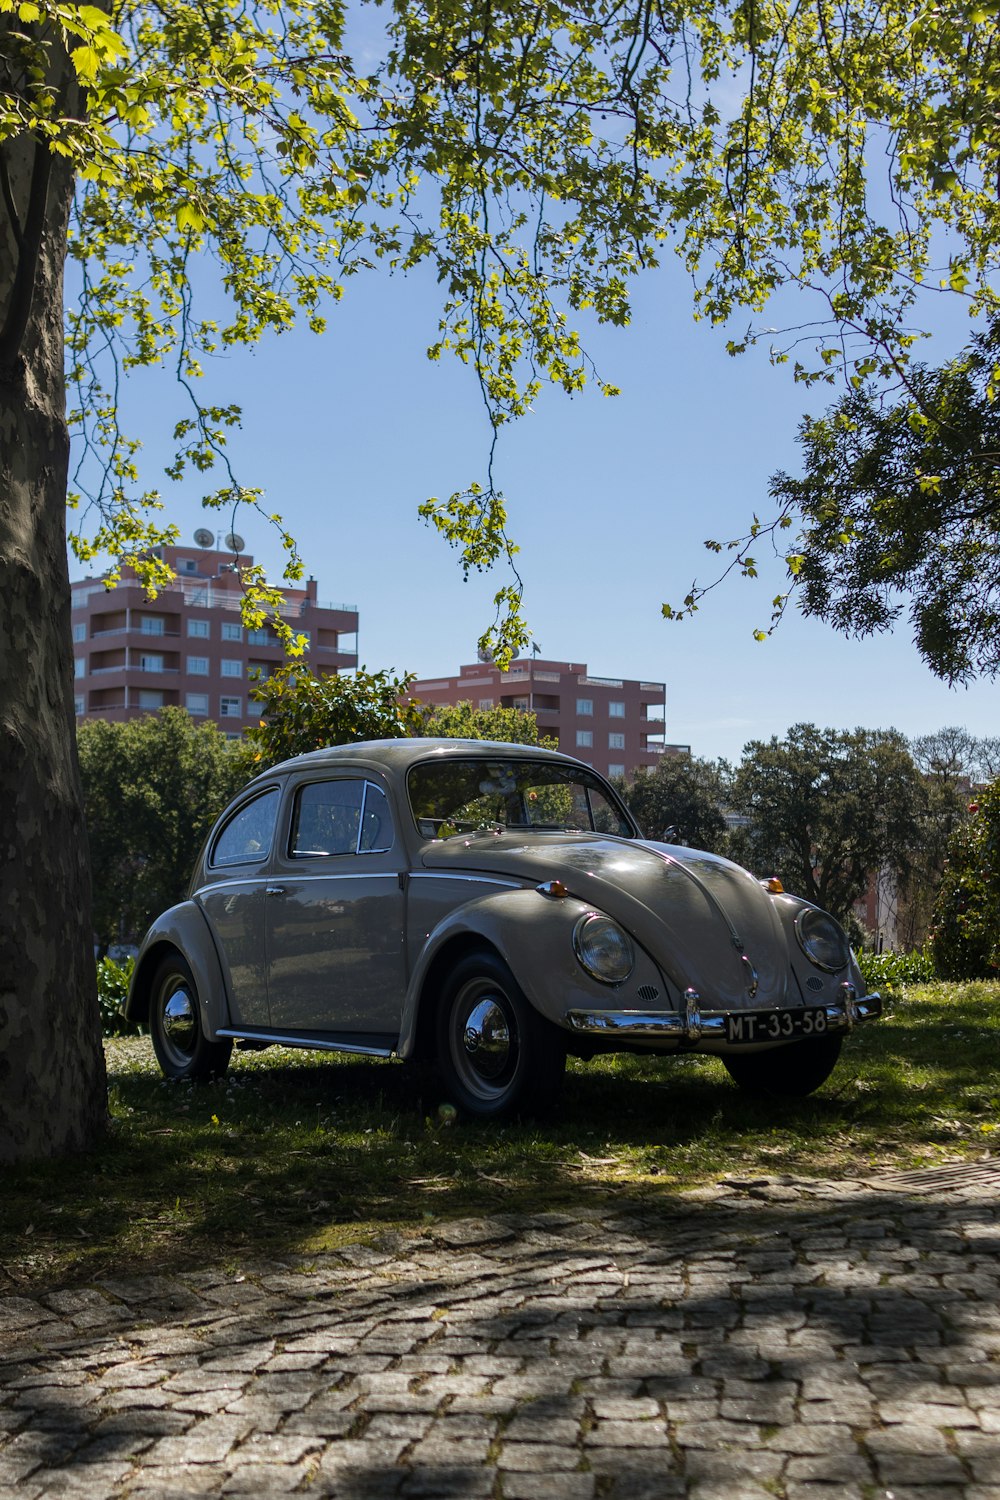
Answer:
419;832;792;1008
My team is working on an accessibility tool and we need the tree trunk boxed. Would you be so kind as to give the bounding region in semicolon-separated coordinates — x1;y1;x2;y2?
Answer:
0;33;108;1161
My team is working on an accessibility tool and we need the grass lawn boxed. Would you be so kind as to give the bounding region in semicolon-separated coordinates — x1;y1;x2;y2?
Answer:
3;981;999;1294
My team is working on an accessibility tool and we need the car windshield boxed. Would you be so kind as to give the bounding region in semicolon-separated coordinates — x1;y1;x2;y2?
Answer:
407;758;636;840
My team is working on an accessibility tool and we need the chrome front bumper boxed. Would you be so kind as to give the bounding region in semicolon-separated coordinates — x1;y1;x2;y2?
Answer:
566;987;882;1042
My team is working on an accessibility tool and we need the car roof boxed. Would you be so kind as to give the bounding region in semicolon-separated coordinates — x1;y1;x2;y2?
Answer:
258;738;588;780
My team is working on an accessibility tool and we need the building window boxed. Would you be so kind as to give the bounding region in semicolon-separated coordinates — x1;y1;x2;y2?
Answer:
180;559;200;574
74;695;85;716
248;663;271;682
608;763;626;778
513;696;529;711
576;729;593;748
187;618;209;638
221;659;243;678
220;696;242;718
577;698;593;716
247;627;272;645
140;615;165;635
139;690;164;709
479;698;494;709
72;622;86;643
609;701;626;717
139;653;164;673
609;732;625;750
74;658;85;678
222;621;243;642
187;656;209;675
186;693;209;716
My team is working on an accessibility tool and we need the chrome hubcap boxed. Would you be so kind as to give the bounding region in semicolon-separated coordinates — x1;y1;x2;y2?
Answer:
450;980;518;1100
462;999;511;1081
161;984;197;1060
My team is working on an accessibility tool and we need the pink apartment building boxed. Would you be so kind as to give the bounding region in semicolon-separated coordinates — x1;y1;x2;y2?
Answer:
408;657;679;779
71;543;358;736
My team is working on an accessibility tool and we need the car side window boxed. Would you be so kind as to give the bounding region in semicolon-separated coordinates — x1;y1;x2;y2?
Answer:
289;779;363;857
359;782;394;853
291;779;395;857
211;787;280;867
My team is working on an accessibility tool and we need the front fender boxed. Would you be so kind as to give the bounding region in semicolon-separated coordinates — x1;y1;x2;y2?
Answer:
397;887;670;1058
126;902;229;1040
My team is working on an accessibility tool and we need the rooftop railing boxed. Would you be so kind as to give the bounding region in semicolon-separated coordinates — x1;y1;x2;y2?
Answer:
72;580;357;614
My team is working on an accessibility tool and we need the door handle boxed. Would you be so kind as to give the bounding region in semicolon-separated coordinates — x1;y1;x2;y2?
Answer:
266;885;287;896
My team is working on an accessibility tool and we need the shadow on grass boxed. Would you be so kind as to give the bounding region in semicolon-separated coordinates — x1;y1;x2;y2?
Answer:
3;983;999;1292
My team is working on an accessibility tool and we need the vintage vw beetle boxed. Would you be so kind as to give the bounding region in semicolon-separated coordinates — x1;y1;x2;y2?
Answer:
126;739;882;1118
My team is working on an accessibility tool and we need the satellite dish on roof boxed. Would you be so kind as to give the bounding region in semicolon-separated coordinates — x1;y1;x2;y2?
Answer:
224;532;245;553
193;527;214;548
477;646;493;663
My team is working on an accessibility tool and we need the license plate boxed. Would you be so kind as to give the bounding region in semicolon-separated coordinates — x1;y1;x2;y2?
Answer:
725;1007;829;1044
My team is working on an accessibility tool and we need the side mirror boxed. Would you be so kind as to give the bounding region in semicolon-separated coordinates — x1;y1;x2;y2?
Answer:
661;825;679;843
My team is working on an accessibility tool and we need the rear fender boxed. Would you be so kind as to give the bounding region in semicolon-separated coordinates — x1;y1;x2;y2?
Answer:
126;902;229;1040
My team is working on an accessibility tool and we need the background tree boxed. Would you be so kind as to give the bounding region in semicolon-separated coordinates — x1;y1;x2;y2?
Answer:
612;753;731;855
413;699;552;747
765;327;1000;683
897;727;1000;948
729;724;924;925
78;709;246;952
242;665;423;774
7;0;1000;1159
931;781;1000;981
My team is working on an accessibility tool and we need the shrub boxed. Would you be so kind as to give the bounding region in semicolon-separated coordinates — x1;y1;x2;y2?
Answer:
857;948;936;999
96;957;140;1038
930;779;1000;980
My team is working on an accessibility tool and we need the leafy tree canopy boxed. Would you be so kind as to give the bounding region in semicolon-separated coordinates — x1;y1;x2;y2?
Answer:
764;326;1000;683
931;778;1000;980
413;698;552;746
78;707;246;946
728;722;924;923
612;752;731;855
242;664;423;770
5;0;1000;658
897;726;1000;947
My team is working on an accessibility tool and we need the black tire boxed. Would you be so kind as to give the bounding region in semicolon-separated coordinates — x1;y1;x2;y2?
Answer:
436;951;566;1121
722;1032;844;1098
149;953;233;1082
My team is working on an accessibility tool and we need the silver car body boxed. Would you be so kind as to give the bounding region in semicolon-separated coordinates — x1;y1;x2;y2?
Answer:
127;738;881;1058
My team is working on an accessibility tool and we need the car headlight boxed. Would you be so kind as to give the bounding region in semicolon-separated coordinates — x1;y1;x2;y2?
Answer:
795;907;850;973
573;913;634;984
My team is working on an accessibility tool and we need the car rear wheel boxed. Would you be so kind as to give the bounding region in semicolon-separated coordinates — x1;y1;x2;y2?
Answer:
150;953;233;1082
436;951;566;1121
722;1032;843;1097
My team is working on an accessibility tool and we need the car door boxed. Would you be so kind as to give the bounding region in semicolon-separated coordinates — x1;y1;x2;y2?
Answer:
264;774;406;1038
194;784;281;1027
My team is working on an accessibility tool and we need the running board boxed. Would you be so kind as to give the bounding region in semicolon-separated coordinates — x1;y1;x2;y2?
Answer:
216;1026;397;1059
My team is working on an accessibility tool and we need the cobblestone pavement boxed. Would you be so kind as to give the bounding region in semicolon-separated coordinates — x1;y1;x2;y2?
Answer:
3;1168;1000;1499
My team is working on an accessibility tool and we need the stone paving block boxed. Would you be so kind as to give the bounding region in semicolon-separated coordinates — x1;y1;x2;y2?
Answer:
501;1471;595;1498
873;1454;971;1485
124;1463;227;1497
363;1412;434;1442
221;1461;315;1493
145;1414;255;1466
400;1465;494;1496
29;1460;135;1490
863;1423;953;1455
682;1448;784;1485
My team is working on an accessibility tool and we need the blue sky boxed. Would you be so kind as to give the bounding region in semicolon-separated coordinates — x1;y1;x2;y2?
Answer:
83;251;998;765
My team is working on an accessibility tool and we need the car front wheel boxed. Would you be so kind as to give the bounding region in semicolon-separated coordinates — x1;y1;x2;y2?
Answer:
436;951;566;1121
150;953;233;1082
722;1032;844;1097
